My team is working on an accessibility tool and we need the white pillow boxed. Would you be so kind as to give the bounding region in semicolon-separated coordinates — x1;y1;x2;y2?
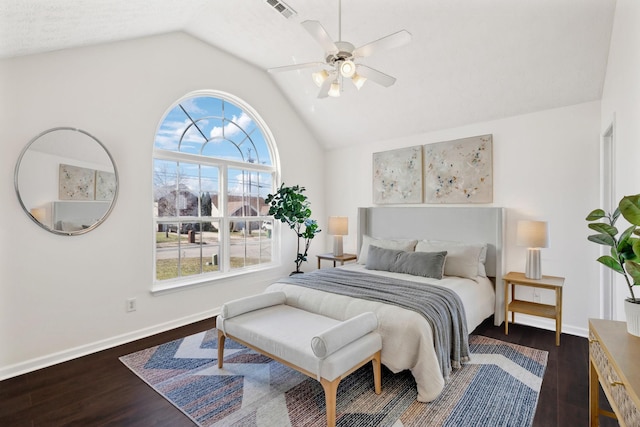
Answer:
311;312;378;358
415;240;487;279
357;235;417;265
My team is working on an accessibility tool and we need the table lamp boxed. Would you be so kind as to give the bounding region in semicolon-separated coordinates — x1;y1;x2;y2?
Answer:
328;216;348;256
516;220;548;280
30;207;46;224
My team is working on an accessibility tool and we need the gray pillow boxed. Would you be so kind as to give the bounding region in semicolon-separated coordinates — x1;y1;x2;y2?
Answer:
394;250;447;279
365;245;403;271
365;245;447;280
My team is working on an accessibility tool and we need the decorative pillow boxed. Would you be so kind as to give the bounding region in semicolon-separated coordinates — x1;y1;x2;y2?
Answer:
311;312;378;358
365;245;402;271
221;291;286;319
393;250;448;279
357;235;417;264
415;240;487;279
365;245;447;280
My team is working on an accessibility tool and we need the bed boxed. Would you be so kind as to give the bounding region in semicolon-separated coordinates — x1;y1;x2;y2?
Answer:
266;206;504;402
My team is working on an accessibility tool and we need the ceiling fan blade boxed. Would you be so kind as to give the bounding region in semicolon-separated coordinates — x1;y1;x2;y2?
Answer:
353;30;412;58
357;65;396;87
317;74;335;98
301;20;338;54
268;62;327;73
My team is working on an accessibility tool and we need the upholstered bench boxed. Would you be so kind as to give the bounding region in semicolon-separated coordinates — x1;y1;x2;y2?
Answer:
216;291;382;427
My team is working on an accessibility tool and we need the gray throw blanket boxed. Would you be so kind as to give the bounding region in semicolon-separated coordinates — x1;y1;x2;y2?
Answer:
278;269;470;379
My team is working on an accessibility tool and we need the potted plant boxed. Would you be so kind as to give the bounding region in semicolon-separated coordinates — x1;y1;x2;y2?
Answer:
266;183;321;274
586;194;640;335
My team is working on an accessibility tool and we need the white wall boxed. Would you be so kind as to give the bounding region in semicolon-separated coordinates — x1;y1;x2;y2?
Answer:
325;101;602;337
0;32;325;378
600;0;640;320
5;6;636;376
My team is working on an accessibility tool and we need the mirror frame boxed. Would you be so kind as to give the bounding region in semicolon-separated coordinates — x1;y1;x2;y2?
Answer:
14;127;119;236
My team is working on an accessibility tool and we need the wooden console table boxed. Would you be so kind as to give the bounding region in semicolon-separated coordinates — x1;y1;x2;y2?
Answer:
589;319;640;426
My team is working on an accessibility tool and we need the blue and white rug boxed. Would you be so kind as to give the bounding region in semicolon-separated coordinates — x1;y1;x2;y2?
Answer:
120;332;547;426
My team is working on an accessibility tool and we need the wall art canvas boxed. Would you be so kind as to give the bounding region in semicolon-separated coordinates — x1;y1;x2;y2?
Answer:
96;170;116;201
423;134;493;203
373;145;423;204
59;164;95;200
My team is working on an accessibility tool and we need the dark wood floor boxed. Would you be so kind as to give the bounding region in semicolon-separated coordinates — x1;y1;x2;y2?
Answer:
1;317;618;426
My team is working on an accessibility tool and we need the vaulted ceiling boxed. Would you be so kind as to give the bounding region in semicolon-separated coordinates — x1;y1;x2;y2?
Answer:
1;0;616;149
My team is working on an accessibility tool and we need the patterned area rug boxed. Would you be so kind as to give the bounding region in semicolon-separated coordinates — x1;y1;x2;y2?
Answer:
120;331;547;427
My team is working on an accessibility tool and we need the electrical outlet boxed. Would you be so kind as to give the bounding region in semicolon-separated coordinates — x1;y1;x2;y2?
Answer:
126;298;137;312
533;289;541;302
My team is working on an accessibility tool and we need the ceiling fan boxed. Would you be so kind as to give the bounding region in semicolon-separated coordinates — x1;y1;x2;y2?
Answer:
268;0;412;98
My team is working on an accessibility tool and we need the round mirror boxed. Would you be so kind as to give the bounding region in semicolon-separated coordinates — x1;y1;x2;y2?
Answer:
14;127;118;236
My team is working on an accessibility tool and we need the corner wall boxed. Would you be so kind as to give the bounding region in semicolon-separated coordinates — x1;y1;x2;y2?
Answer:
600;0;640;319
324;101;602;337
0;32;325;378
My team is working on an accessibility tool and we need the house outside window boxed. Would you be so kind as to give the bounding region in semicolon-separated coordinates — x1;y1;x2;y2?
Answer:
153;91;279;290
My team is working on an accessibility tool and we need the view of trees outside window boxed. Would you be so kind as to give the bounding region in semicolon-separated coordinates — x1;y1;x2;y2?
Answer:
153;93;277;283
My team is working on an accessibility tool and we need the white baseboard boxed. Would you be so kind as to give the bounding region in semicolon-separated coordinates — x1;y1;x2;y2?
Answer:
511;314;588;339
1;309;589;381
0;307;221;381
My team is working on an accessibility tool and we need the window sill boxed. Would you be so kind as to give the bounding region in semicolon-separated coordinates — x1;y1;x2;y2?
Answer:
151;263;283;295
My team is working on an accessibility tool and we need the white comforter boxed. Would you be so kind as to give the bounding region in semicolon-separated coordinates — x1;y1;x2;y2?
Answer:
265;263;495;402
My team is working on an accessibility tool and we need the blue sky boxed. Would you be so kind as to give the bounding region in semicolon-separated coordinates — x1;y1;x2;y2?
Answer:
154;96;274;199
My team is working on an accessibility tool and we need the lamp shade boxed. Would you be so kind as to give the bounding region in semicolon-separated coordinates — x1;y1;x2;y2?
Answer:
328;216;348;236
328;80;341;97
351;73;367;90
312;69;329;87
30;207;46;223
516;220;548;248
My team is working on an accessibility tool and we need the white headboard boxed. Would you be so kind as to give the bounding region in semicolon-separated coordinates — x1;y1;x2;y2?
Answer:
357;206;505;326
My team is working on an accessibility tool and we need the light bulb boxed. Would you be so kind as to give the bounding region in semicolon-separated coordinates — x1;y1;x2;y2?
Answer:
339;60;356;78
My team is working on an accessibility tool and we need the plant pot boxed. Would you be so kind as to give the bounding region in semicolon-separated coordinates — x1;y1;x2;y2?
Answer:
624;299;640;337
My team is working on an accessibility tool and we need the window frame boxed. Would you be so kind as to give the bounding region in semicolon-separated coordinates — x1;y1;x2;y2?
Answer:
152;90;281;292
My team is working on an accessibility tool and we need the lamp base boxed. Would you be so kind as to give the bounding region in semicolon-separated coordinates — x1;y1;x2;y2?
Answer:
333;236;344;257
525;248;542;280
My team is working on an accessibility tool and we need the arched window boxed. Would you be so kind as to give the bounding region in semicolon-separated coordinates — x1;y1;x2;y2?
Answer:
153;91;279;290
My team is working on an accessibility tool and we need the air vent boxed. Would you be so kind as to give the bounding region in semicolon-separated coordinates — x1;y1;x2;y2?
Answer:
266;0;297;19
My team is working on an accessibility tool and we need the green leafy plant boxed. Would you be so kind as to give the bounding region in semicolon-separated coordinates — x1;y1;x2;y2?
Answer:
265;183;321;274
586;194;640;302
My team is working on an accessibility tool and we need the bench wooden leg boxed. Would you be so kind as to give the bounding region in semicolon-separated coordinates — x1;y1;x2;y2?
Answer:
217;329;225;369
320;377;340;427
372;350;382;394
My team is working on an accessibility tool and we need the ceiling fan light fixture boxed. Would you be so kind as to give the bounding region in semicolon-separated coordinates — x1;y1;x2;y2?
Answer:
312;69;329;87
351;73;367;90
339;60;356;78
328;80;341;97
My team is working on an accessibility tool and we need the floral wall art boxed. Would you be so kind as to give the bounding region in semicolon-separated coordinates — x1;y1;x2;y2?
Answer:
423;134;493;203
372;145;423;204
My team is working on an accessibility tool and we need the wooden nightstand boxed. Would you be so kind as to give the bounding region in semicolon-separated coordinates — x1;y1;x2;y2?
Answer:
317;253;357;269
503;271;565;346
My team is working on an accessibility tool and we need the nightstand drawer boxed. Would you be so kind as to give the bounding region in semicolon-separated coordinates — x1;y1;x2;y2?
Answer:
589;321;640;427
